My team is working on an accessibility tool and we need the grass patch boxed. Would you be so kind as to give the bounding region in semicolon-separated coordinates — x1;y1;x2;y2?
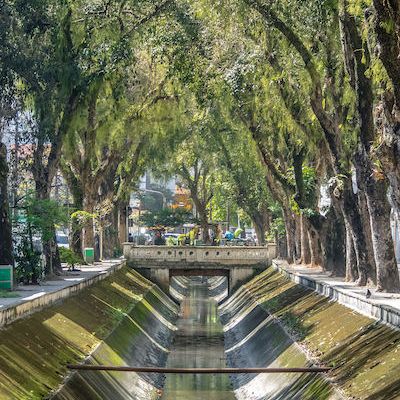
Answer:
0;290;20;298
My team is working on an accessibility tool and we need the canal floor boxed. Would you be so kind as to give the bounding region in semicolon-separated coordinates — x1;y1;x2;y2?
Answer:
162;278;235;399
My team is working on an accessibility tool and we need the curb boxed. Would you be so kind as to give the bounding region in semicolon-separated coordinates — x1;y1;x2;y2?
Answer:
272;260;400;328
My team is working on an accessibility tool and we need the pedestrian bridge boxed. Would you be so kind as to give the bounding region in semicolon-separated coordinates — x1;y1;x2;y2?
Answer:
123;244;277;293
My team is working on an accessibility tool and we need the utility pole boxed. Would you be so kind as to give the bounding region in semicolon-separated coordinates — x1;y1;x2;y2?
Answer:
12;115;19;218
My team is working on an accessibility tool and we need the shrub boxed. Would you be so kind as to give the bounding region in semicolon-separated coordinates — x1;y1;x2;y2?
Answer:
15;239;43;284
59;247;83;271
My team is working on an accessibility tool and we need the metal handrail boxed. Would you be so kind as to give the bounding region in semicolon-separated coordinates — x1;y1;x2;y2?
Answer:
67;365;330;374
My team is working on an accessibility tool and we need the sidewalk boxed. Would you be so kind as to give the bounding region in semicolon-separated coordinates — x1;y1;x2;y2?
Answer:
0;259;125;327
272;259;400;328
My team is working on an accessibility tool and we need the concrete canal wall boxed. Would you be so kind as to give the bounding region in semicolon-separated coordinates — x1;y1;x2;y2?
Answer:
0;267;180;400
1;261;399;400
218;267;400;400
0;260;126;328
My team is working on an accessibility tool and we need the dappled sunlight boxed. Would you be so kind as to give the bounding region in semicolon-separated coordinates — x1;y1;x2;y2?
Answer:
43;312;99;352
92;294;170;353
125;271;153;291
90;341;126;367
0;266;179;399
21;291;47;301
111;281;178;330
111;282;144;302
225;267;400;399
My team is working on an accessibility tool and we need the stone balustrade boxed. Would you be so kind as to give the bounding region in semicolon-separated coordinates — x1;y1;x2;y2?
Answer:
123;244;276;267
123;244;277;293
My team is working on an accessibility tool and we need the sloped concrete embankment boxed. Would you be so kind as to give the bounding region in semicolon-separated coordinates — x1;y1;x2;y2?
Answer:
214;275;338;400
209;276;229;303
218;266;400;400
169;276;190;302
0;267;180;400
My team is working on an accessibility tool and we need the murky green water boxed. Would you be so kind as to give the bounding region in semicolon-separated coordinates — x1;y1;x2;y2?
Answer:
162;278;235;400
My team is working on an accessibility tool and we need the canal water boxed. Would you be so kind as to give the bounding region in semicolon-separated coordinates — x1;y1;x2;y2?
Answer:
161;277;235;399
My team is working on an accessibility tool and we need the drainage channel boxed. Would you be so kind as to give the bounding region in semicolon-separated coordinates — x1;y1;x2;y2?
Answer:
63;274;334;400
161;277;235;400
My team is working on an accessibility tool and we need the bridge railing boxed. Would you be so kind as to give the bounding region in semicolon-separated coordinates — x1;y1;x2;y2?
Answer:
123;244;277;266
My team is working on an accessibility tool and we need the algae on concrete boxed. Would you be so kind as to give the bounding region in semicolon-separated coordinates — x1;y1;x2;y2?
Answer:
0;267;178;400
230;267;400;400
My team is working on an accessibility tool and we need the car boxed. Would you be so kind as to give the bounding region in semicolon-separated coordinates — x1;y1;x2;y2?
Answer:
164;233;180;239
56;233;69;249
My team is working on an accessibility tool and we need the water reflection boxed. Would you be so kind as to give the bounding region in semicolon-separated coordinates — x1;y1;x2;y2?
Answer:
162;277;235;400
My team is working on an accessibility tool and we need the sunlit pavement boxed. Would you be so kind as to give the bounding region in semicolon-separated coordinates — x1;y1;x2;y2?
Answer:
0;259;123;309
275;260;400;314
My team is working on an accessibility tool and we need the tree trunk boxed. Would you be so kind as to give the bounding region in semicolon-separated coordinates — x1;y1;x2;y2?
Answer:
307;224;322;267
294;213;302;263
103;207;120;258
71;228;83;259
0;143;13;266
300;214;311;265
251;211;269;246
282;208;296;263
365;175;400;292
119;204;128;246
63;167;84;259
354;146;399;290
83;196;97;260
322;207;345;276
253;219;266;246
341;3;399;292
199;212;210;244
193;199;210;244
35;180;62;276
70;194;83;259
345;221;358;281
277;233;287;259
340;183;374;285
357;189;377;279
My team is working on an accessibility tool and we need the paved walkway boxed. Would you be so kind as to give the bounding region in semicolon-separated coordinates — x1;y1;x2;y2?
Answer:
273;260;400;326
0;259;123;310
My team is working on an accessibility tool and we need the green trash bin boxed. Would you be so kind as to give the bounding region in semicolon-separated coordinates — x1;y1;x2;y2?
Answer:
84;248;94;264
0;265;13;290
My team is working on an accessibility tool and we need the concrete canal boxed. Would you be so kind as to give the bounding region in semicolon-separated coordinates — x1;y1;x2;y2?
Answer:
0;265;400;399
162;277;235;399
